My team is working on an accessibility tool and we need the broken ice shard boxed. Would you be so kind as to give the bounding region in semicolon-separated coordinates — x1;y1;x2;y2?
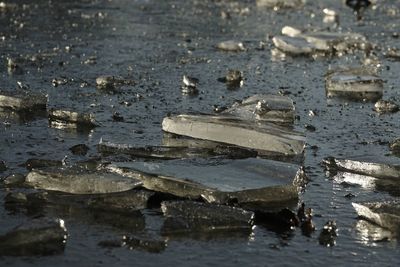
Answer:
216;40;245;52
25;167;142;194
98;138;257;160
161;200;254;235
256;0;305;8
162;114;305;157
272;35;318;55
104;157;306;210
323;157;400;180
352;201;400;234
0;90;47;111
390;138;400;155
0;218;67;256
48;109;97;128
222;94;295;124
273;26;367;56
325;68;383;101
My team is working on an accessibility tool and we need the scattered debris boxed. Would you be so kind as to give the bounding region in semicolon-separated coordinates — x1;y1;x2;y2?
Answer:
325;68;383;101
318;221;338;247
222;94;295;124
161;200;254;235
374;100;399;113
352;201;400;234
0;218;67;256
25;167;142;194
216;40;245;52
162;114;305;157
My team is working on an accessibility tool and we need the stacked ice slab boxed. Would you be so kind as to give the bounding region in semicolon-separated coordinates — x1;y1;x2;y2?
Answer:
162;94;304;158
108;94;307;211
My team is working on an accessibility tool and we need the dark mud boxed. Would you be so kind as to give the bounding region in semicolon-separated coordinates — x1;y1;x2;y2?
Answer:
1;0;400;266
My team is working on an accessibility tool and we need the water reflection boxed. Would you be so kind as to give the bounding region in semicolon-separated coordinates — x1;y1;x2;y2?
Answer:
355;220;395;247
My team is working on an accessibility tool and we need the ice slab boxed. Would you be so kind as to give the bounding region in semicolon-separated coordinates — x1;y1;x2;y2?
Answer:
0;90;47;111
98;138;257;160
161;200;254;235
325;68;383;101
352;201;400;234
222;94;295;124
162;114;305;157
272;35;317;55
0;218;67;256
104;157;306;210
323;157;400;180
48;109;97;128
25;167;143;194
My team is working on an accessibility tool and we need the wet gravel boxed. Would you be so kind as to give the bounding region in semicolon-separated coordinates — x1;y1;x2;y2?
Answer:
1;0;400;266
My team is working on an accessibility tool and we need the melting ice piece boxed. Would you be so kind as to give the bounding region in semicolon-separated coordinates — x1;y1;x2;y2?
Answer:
256;0;305;8
162;114;305;157
216;40;245;52
275;26;367;55
0;218;67;256
325;68;383;101
96;75;134;90
161;200;254;235
374;100;399;113
222;94;295;124
272;35;317;55
352;201;400;234
323;157;400;180
48;109;97;128
104;157;306;210
25;167;142;194
98;138;257;159
390;138;400;155
0;90;47;111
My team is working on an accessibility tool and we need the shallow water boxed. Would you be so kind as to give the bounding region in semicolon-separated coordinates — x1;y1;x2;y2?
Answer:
1;0;400;266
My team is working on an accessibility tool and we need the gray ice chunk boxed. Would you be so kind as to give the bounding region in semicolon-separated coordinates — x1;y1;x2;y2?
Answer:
325;68;383;101
222;94;295;124
162;114;305;157
216;40;245;52
48;109;97;128
25;167;142;194
0;90;47;111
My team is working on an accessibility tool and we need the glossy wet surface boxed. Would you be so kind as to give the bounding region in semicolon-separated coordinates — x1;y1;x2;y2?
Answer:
1;0;400;266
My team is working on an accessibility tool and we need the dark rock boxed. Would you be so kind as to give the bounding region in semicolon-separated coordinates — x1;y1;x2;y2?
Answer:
0;160;6;172
23;158;63;171
69;144;90;156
